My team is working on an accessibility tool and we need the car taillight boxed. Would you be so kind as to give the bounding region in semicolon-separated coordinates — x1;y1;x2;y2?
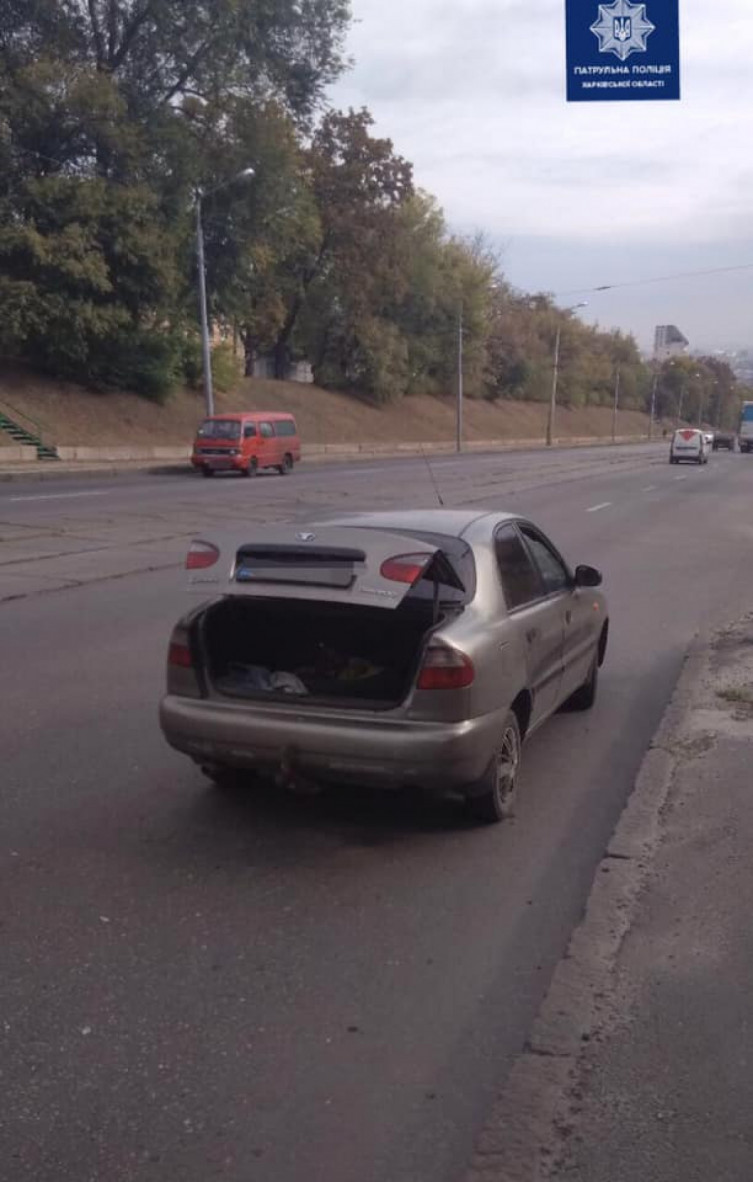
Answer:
168;641;193;669
186;540;220;570
417;642;474;690
380;553;432;585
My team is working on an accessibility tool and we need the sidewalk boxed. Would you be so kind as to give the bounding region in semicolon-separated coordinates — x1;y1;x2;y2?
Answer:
465;616;753;1182
552;617;753;1181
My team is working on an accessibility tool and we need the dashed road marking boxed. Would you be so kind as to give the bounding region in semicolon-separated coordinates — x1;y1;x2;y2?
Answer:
642;485;657;492
586;502;612;513
9;491;110;504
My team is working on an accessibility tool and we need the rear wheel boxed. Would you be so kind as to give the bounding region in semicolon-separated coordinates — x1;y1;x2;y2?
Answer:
201;763;245;790
468;712;521;825
279;453;294;476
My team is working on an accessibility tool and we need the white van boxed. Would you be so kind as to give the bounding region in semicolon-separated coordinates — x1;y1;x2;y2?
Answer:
670;428;709;466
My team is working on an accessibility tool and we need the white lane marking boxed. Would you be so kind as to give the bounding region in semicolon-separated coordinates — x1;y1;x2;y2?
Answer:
9;491;110;504
642;485;657;492
674;475;687;482
586;502;612;513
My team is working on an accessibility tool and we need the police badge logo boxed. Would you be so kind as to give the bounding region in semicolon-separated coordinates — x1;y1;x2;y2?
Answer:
590;0;656;62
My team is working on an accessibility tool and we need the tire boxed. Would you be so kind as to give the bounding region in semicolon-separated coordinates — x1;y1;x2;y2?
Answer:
202;466;214;478
467;711;522;825
565;655;599;711
669;457;677;465
241;457;258;478
201;763;245;790
279;453;294;476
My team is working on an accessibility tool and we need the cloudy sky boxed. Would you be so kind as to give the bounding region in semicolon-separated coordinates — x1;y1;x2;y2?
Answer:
331;0;753;353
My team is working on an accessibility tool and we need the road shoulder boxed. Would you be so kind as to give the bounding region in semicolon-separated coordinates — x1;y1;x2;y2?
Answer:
465;614;753;1181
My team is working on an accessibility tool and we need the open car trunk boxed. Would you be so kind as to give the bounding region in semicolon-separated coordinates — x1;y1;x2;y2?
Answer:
192;523;475;709
200;597;439;709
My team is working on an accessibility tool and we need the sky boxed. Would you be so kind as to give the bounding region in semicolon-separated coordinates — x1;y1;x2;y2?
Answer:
330;0;753;353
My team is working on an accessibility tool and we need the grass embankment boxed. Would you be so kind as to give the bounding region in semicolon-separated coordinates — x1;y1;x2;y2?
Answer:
0;363;660;449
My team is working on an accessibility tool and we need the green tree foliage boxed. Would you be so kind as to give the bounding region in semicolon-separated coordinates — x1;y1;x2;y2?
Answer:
0;0;351;395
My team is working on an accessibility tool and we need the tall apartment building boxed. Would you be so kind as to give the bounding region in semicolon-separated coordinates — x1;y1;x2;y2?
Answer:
654;325;689;361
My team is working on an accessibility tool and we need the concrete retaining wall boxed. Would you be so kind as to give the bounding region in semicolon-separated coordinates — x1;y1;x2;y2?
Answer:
0;445;38;463
303;434;659;462
55;445;191;462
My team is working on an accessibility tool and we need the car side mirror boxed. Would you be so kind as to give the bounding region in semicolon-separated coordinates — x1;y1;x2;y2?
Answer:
574;564;603;588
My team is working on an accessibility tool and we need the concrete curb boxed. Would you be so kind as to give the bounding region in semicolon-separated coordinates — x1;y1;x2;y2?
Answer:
0;462;193;483
464;640;710;1182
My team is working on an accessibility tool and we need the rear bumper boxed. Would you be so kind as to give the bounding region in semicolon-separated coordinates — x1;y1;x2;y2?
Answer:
160;695;501;790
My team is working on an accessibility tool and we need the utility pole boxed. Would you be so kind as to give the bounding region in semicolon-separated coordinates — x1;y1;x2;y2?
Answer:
677;383;685;426
456;302;464;454
649;365;659;439
195;167;255;419
196;196;214;418
612;363;621;444
547;326;561;448
546;302;587;448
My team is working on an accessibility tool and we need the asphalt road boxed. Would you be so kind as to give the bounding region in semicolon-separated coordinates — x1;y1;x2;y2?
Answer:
4;443;753;1182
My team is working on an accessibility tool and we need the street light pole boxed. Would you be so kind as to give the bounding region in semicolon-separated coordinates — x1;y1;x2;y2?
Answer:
195;167;255;419
612;362;621;444
649;366;659;440
547;301;587;447
195;194;214;418
456;302;464;454
547;326;561;449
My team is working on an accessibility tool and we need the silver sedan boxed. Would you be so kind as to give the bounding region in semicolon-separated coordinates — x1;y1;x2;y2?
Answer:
160;509;609;824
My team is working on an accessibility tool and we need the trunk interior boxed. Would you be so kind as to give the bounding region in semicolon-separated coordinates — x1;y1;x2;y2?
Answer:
200;597;441;709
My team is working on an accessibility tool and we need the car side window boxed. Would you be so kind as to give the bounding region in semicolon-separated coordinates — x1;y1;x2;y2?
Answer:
519;526;571;595
259;422;274;439
274;419;296;437
243;423;257;439
495;525;544;610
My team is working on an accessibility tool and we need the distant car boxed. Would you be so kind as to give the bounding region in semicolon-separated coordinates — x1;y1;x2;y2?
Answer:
191;412;301;478
160;510;609;825
670;428;709;465
713;430;736;452
703;432;714;448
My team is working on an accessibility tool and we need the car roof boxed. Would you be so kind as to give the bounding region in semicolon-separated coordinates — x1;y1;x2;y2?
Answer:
318;508;517;539
201;412;295;422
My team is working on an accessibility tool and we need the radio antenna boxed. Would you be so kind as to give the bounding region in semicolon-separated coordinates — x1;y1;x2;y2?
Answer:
420;447;445;507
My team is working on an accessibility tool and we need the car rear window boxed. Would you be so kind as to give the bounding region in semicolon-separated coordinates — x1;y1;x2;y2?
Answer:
274;420;297;437
388;531;476;605
495;525;543;610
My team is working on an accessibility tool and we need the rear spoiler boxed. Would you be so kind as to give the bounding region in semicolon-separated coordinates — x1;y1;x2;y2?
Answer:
186;524;465;608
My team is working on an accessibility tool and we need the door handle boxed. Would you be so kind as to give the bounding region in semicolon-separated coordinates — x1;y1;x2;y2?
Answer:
526;628;539;644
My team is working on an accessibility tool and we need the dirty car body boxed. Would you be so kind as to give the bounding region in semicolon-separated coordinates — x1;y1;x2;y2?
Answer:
160;510;608;822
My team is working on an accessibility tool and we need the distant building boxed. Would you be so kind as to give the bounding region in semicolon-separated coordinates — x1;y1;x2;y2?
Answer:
654;325;689;362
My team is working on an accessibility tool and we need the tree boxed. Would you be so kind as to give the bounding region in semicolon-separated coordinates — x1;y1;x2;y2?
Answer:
270;107;415;388
0;1;351;129
0;173;181;395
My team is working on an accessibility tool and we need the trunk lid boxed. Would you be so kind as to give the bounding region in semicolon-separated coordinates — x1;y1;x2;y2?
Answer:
187;524;464;609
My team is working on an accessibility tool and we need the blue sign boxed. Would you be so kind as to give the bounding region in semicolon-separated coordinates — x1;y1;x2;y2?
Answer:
566;0;680;102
